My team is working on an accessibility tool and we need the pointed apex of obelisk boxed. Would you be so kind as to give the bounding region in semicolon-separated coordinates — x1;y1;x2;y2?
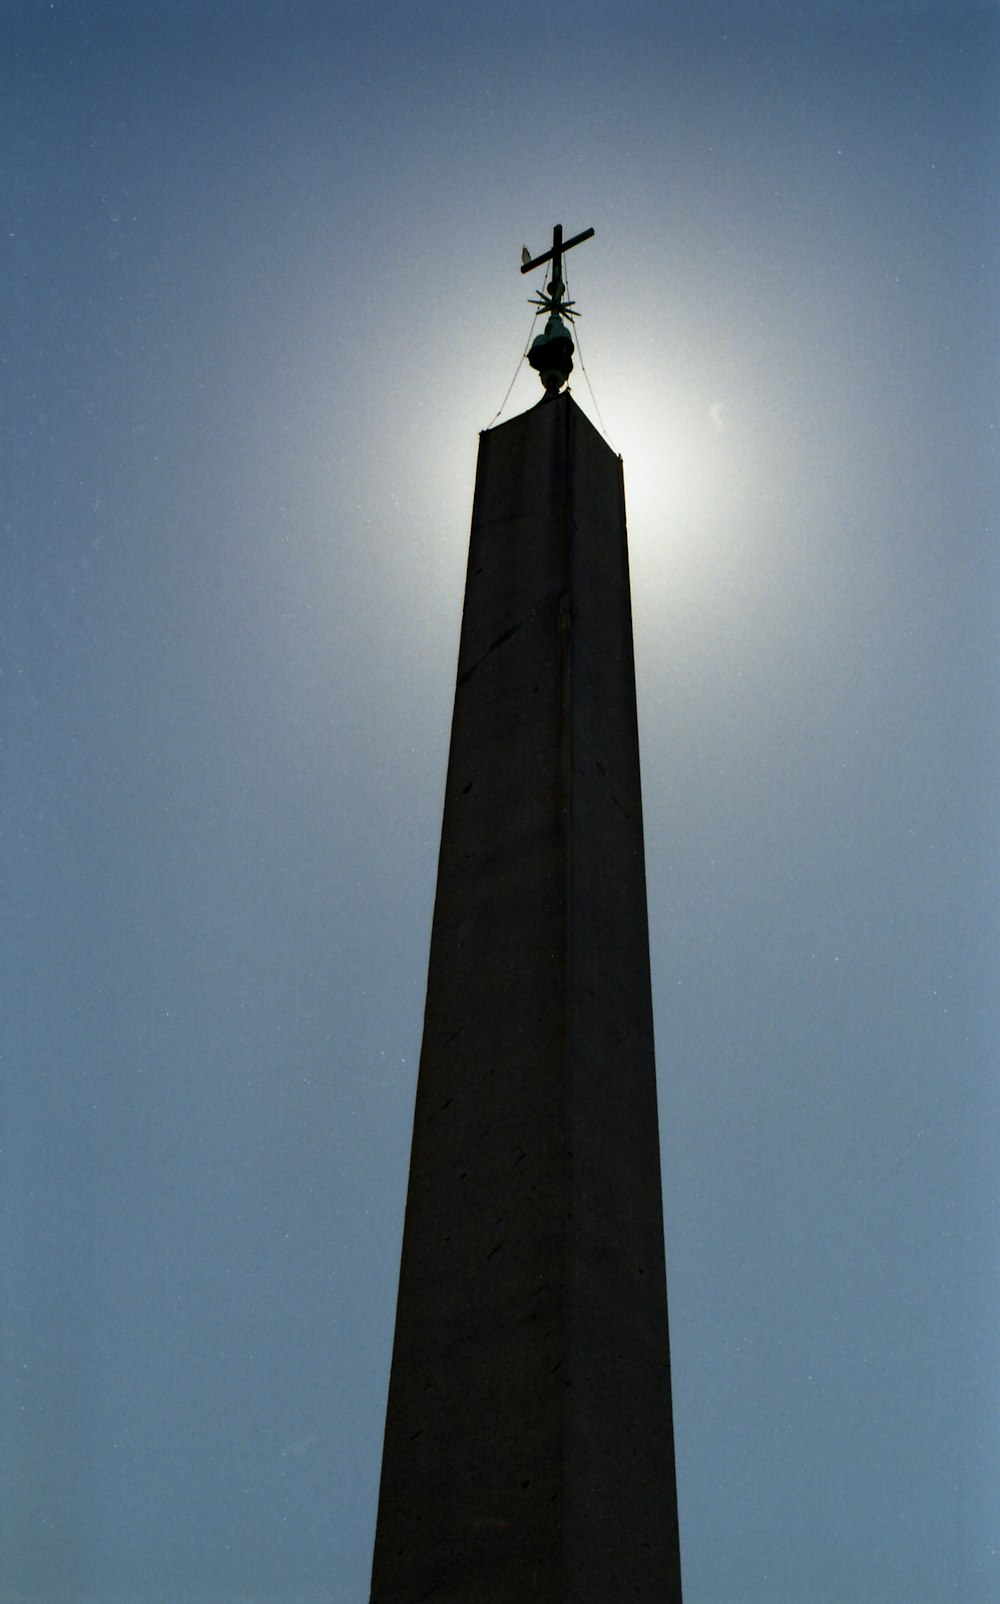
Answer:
520;221;594;393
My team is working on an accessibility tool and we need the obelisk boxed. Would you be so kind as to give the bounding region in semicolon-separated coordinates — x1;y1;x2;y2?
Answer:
370;227;683;1602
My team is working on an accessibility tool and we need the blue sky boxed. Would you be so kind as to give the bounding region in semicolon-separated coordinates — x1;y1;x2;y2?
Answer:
4;2;999;1600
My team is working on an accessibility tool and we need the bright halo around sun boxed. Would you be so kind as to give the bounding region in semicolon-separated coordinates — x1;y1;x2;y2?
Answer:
587;362;764;636
601;382;725;561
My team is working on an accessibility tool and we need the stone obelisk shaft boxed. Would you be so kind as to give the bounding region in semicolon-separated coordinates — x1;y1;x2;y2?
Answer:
370;392;682;1602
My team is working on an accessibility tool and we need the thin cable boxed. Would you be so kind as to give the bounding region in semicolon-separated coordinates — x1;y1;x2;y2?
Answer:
484;308;540;430
563;264;616;453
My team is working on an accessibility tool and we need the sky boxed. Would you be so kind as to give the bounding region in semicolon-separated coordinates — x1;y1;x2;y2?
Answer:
3;1;998;1600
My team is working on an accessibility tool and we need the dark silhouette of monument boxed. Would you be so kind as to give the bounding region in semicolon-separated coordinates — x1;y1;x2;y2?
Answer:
370;226;683;1602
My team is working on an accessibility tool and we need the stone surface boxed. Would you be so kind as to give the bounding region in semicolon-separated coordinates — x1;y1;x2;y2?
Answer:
369;393;683;1602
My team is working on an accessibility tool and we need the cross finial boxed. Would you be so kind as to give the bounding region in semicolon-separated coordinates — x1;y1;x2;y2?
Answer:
519;222;595;393
520;222;595;313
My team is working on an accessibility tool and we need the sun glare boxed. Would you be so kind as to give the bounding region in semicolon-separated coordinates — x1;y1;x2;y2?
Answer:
602;373;748;582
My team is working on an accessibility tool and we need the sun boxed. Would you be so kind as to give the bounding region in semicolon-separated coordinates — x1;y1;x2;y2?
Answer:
599;378;732;564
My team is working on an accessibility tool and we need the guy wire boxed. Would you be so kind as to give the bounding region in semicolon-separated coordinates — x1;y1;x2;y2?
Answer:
563;263;616;453
485;307;541;430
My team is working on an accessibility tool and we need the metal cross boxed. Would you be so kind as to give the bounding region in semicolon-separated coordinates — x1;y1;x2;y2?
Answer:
520;222;594;320
521;222;595;281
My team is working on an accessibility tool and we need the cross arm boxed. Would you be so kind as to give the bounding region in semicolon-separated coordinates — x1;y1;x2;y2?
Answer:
520;225;595;275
